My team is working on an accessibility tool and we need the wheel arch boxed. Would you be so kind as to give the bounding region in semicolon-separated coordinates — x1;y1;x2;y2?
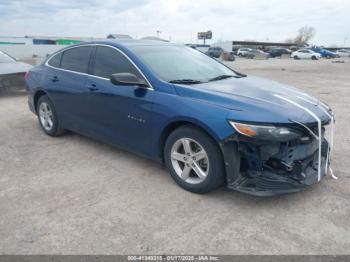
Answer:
158;119;221;162
33;89;50;114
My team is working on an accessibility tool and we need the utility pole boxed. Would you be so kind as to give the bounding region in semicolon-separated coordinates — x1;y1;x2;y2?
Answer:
156;30;161;38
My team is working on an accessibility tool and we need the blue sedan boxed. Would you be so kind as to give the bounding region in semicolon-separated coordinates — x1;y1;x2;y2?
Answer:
311;47;337;59
26;40;334;196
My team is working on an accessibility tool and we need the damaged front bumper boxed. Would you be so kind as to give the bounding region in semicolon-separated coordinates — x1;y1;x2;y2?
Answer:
220;125;331;196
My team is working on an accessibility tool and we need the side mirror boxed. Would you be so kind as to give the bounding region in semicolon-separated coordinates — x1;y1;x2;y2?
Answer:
110;73;148;88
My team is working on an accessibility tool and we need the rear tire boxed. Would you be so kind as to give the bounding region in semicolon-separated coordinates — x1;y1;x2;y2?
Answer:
36;95;65;137
164;125;226;194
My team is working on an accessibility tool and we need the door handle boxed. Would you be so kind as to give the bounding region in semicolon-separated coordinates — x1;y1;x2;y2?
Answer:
87;83;99;91
50;76;59;82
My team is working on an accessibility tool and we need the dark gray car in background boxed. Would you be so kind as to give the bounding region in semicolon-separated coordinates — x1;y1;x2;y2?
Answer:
205;47;224;58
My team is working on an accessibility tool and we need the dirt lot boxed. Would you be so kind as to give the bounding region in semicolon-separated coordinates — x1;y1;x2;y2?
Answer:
0;58;349;255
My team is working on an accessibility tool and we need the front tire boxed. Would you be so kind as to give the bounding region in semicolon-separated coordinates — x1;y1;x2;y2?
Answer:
37;95;65;136
164;125;225;194
311;56;318;60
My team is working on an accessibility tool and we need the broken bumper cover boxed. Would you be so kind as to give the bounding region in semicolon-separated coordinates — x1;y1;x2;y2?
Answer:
220;134;330;196
228;149;328;196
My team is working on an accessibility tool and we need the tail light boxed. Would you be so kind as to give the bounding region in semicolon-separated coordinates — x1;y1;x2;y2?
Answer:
25;71;30;80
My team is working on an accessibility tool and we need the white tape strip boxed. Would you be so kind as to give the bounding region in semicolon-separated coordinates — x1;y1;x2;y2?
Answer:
275;94;322;181
316;106;337;180
296;95;337;180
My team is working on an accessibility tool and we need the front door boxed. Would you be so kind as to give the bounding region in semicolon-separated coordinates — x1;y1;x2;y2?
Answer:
85;46;154;155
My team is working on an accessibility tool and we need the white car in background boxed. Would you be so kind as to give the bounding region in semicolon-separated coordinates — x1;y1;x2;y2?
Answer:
237;48;252;57
336;49;350;57
291;49;321;60
0;51;32;92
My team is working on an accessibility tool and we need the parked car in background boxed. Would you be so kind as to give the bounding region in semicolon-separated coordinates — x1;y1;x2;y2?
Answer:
220;51;235;61
336;49;350;57
291;49;321;60
311;47;337;59
250;49;267;55
237;48;266;59
205;47;224;58
26;40;334;196
0;51;32;92
267;48;292;58
237;48;252;57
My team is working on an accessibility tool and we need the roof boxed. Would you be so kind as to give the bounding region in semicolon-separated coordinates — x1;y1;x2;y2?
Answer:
74;39;174;48
50;39;178;58
140;36;169;42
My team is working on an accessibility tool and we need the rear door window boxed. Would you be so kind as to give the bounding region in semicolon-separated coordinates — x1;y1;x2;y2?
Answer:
60;46;92;73
92;46;141;79
48;52;62;68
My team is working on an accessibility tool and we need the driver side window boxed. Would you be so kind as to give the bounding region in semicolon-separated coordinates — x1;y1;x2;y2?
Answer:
92;46;141;79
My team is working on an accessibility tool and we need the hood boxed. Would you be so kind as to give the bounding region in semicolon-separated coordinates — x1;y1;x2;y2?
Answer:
174;75;331;125
0;62;32;75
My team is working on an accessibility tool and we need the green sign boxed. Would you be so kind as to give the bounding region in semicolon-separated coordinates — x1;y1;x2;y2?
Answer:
56;39;82;45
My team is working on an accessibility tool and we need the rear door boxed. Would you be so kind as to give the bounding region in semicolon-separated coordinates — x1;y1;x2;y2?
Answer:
47;46;93;132
85;45;154;154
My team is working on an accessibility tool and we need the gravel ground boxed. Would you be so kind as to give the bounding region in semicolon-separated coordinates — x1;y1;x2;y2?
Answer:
0;57;349;255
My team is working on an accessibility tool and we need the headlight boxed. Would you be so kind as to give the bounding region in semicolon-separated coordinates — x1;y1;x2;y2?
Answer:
229;121;302;141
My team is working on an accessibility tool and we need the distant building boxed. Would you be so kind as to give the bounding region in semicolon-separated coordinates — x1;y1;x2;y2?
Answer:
107;34;133;40
0;35;101;60
0;36;31;45
0;36;103;46
210;41;233;52
231;40;303;51
212;40;304;52
32;39;57;45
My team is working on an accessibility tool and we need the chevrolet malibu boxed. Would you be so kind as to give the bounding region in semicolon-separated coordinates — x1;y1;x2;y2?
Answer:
26;40;335;196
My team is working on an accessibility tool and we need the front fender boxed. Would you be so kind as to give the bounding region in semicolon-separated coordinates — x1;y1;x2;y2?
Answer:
151;92;235;159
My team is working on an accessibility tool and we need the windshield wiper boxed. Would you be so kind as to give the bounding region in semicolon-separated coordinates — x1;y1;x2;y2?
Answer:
209;75;235;82
209;73;247;82
169;79;203;84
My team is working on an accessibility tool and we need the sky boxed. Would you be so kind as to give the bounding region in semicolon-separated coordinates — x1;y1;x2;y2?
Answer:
0;0;349;46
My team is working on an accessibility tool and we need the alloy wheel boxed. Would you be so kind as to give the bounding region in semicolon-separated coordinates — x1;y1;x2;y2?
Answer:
170;138;209;184
39;102;54;131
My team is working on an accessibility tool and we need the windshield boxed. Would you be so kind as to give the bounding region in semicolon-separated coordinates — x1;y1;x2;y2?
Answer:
130;45;239;83
0;52;16;63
